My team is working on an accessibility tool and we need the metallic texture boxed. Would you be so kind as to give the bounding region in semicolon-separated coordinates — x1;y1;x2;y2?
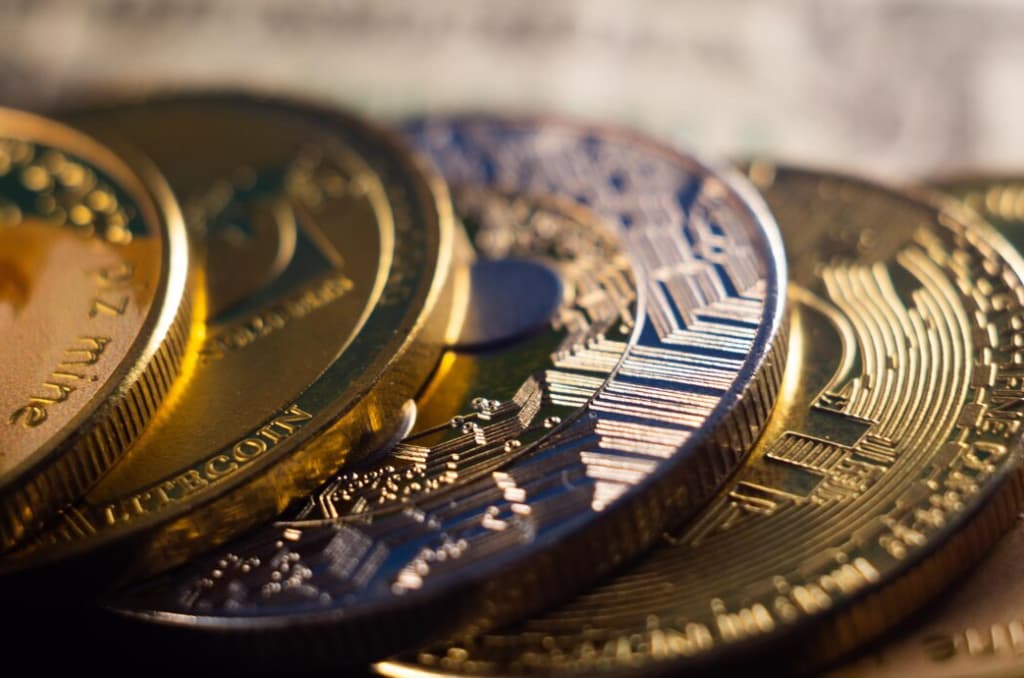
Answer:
933;175;1024;255
453;257;565;349
834;174;1024;678
372;165;1024;676
106;116;786;666
0;94;459;582
0;107;191;549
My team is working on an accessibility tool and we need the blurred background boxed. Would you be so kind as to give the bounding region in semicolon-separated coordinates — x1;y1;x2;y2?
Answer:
0;0;1021;179
1;3;1023;674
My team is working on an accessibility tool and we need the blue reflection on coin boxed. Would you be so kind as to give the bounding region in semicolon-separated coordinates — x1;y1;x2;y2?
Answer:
107;116;788;666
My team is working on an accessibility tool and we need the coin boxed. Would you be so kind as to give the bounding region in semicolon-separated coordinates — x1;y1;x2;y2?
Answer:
0;95;460;583
832;174;1024;678
103;116;787;666
832;517;1024;678
0;107;191;550
369;164;1024;676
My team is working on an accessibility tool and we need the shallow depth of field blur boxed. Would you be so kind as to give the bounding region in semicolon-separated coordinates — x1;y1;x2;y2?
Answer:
0;0;1020;179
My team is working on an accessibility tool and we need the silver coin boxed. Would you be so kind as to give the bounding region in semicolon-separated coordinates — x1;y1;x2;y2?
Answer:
105;116;788;666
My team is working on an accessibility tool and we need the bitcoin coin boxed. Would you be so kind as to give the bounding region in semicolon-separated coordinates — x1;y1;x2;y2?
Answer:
0;95;460;583
103;116;787;666
368;164;1024;676
832;174;1024;678
0;107;191;550
832;517;1024;678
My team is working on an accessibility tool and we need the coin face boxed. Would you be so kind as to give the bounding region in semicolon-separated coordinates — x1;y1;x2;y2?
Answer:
1;95;458;580
104;116;787;665
832;174;1024;678
0;108;191;550
368;165;1024;676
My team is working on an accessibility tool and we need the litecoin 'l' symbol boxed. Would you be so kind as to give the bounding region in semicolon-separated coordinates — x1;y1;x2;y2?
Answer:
200;146;353;326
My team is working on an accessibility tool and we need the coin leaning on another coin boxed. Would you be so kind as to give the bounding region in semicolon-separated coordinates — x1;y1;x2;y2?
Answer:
369;164;1024;676
0;94;463;587
96;114;789;667
3;102;1011;678
0;107;192;550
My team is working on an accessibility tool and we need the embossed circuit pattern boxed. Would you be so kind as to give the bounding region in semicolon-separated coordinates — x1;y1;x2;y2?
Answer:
376;167;1024;676
109;118;786;664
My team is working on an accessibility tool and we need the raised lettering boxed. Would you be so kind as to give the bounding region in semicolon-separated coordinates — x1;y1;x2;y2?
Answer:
29;380;76;405
202;274;353;361
89;294;129;317
92;263;133;287
259;405;314;442
205;454;238;479
177;469;208;493
233;437;268;462
8;403;47;427
61;336;111;366
86;404;312;528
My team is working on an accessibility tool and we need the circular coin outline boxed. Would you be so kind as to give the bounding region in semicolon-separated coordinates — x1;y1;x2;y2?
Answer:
104;115;788;666
377;164;1024;676
0;94;461;584
0;107;192;550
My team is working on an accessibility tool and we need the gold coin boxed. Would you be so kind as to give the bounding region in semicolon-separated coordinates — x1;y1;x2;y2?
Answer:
832;174;1024;678
0;94;462;582
376;165;1024;676
0;108;191;550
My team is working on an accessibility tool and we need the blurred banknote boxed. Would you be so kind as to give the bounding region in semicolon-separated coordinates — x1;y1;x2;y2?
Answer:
1;0;1024;179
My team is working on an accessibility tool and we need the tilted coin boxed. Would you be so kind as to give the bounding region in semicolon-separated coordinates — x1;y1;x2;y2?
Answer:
0;95;460;583
833;174;1024;678
103;116;787;665
370;164;1024;676
0;107;191;550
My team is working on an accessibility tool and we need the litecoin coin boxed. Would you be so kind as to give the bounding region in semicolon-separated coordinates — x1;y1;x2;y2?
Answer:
372;164;1024;676
833;174;1024;678
0;95;460;583
0;108;191;550
104;116;787;666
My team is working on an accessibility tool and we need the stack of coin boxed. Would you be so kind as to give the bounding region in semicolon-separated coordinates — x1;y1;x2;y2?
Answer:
2;93;1022;676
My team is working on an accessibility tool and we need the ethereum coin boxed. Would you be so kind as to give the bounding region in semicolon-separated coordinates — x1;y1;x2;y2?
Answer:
105;116;787;666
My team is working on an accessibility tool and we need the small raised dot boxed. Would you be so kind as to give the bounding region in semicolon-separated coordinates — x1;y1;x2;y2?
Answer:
22;165;49;191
